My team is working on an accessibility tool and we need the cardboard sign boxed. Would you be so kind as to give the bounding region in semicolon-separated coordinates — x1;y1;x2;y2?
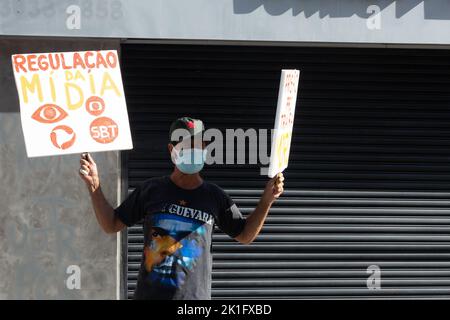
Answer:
11;50;133;157
267;69;300;178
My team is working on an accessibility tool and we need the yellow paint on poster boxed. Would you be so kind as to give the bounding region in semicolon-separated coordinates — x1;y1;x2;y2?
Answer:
20;74;43;104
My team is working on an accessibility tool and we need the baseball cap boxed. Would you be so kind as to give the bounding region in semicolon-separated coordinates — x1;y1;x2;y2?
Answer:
169;116;205;145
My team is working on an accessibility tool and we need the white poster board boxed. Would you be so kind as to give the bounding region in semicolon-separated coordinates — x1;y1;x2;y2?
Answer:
267;69;300;178
11;50;133;158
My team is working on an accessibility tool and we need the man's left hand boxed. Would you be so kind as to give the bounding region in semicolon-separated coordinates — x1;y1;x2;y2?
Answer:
262;172;284;204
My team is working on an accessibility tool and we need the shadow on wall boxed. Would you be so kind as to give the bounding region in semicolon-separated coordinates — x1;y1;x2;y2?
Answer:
233;0;450;20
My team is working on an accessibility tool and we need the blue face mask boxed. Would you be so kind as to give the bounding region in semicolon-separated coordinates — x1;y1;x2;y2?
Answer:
172;148;207;174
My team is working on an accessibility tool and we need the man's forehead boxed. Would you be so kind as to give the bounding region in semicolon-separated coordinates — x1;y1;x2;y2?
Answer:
170;124;204;144
175;135;204;148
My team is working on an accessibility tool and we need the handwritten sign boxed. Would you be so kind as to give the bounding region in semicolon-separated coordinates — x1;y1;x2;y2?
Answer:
267;69;300;178
11;50;133;157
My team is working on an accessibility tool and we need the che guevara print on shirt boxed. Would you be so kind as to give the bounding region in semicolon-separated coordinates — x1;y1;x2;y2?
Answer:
114;176;246;299
143;205;210;288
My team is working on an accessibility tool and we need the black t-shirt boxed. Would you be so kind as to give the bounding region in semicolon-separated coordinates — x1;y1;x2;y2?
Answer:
114;175;246;300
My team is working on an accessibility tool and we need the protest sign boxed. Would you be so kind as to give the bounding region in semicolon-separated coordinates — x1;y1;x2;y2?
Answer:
267;69;300;178
11;50;133;157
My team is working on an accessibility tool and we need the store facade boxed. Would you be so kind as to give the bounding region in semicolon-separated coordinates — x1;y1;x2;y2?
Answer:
1;0;450;299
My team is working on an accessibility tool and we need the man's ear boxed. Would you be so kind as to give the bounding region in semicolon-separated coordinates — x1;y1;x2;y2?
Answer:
168;143;174;154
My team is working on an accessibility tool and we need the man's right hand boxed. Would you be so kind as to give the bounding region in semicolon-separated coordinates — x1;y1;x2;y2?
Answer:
79;153;100;193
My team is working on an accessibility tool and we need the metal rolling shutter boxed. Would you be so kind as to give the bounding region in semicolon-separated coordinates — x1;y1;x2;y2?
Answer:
121;44;450;299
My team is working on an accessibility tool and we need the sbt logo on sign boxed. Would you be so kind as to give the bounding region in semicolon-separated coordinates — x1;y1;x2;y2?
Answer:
90;117;119;144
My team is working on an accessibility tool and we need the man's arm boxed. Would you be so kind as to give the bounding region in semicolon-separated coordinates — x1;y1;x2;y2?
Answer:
234;173;284;244
89;186;126;234
79;153;126;234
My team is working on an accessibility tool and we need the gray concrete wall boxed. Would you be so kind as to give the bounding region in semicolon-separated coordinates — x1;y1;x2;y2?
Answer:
0;38;121;299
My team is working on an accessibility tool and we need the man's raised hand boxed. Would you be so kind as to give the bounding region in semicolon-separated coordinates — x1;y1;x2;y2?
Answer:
262;172;284;204
79;153;100;193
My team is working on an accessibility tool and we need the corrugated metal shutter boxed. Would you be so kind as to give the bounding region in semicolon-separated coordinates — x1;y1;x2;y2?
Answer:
121;44;450;299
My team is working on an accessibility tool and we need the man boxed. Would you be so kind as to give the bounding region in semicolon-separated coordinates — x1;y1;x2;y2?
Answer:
79;116;284;300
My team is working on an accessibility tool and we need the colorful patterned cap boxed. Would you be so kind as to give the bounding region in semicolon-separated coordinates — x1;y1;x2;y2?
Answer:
169;116;205;145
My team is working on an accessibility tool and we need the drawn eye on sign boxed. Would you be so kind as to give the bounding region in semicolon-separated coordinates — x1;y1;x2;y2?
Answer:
32;104;68;124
